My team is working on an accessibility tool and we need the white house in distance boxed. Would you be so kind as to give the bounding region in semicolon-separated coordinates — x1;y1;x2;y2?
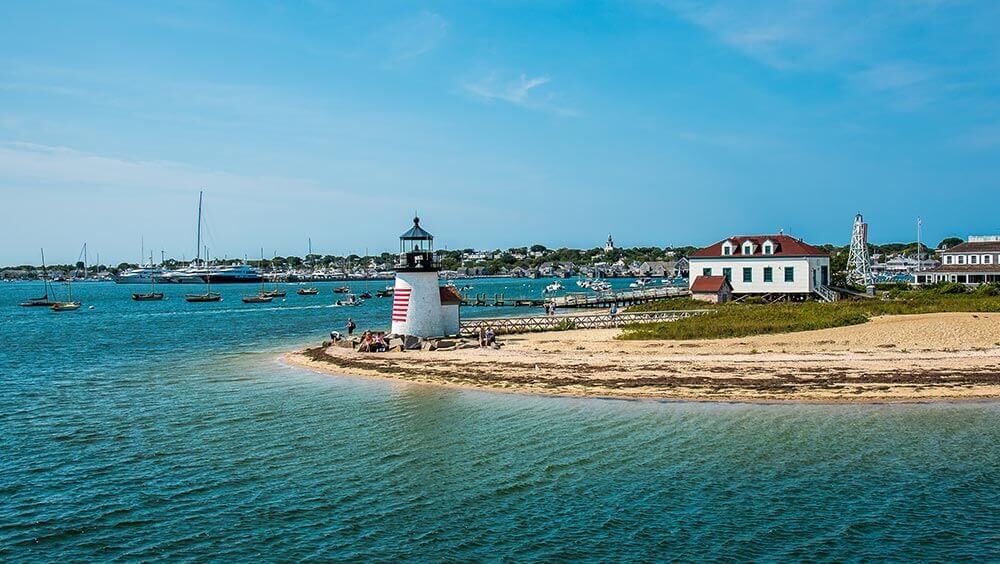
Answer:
687;234;833;301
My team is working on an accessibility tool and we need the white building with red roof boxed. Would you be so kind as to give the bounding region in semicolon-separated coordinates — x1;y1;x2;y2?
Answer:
688;234;833;301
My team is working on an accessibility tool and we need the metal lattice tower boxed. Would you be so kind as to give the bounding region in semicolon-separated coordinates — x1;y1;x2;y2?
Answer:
846;213;873;287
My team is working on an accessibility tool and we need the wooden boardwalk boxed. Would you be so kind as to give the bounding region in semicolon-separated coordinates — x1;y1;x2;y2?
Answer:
548;286;690;309
459;309;711;336
460;286;690;309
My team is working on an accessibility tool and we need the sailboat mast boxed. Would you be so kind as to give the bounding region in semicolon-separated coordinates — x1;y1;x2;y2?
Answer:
40;248;49;298
195;190;203;265
150;253;156;292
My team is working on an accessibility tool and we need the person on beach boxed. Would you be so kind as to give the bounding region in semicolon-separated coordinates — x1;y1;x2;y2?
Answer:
486;328;496;347
358;330;373;353
374;333;387;352
329;330;343;342
610;304;618;318
347;318;357;336
478;326;487;348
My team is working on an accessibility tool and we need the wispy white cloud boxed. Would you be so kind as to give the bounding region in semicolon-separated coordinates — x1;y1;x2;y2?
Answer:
0;142;329;198
663;0;996;111
385;11;449;61
462;72;576;116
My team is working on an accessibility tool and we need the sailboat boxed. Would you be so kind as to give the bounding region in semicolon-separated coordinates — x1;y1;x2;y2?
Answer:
20;249;57;307
262;252;286;298
297;238;319;296
132;253;164;301
51;270;82;311
243;250;274;303
184;193;222;303
185;256;222;302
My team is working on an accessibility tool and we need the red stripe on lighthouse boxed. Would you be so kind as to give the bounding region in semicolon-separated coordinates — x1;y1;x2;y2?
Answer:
392;288;411;322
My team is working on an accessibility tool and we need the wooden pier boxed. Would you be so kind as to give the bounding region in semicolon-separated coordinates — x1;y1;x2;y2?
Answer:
460;309;711;336
548;286;690;309
460;286;690;309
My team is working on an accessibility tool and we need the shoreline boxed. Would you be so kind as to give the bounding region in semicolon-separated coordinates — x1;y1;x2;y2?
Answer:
283;312;1000;403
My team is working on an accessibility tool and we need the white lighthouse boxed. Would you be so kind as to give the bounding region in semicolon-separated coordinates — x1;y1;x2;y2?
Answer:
391;217;449;338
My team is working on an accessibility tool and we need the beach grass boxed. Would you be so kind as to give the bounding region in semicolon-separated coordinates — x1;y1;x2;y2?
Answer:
619;284;1000;340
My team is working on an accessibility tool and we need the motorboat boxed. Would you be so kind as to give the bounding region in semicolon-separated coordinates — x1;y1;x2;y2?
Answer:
51;301;82;312
296;287;319;295
544;281;564;293
333;286;351;294
358;291;372;299
262;289;286;298
336;294;364;306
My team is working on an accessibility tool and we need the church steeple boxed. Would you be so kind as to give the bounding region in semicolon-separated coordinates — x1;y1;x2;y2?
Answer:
604;234;614;253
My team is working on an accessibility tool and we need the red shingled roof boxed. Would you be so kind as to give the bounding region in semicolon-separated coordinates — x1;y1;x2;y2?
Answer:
690;234;828;258
439;285;464;304
690;275;730;293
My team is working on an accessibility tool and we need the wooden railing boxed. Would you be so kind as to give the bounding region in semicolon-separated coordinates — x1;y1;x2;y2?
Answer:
459;309;712;336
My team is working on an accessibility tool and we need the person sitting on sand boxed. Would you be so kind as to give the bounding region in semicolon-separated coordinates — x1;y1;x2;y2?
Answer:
330;330;343;342
358;331;373;353
486;328;496;347
374;333;387;352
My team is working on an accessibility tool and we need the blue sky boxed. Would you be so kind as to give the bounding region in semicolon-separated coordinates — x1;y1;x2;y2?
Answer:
1;0;998;264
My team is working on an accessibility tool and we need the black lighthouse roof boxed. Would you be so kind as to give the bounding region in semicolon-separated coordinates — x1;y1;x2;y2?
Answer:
400;217;433;240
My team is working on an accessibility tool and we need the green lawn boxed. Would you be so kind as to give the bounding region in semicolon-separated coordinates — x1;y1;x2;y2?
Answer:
619;284;1000;340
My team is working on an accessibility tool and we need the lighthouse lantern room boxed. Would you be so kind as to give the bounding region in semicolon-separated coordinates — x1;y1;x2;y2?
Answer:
391;217;452;338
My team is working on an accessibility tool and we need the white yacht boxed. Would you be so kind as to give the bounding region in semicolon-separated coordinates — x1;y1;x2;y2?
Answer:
114;265;164;285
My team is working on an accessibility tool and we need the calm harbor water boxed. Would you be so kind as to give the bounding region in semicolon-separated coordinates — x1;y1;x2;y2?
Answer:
1;279;998;560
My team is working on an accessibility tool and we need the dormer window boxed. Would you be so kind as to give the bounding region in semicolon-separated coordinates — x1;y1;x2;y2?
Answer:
742;242;754;255
762;240;774;255
722;241;734;256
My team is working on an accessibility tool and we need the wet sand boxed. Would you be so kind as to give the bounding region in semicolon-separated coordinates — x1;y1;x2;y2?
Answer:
285;313;1000;402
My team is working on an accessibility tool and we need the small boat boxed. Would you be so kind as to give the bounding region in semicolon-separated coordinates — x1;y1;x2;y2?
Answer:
51;269;82;311
20;249;57;307
185;292;222;302
132;252;164;301
358;291;372;299
297;287;319;295
336;293;364;306
544;281;564;293
376;286;394;298
262;289;286;298
242;294;273;304
333;286;350;294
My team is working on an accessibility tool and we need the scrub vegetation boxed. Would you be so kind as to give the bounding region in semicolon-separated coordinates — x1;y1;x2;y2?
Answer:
620;283;1000;340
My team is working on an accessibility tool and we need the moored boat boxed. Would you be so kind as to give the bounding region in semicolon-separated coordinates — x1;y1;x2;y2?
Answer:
185;292;222;303
242;294;273;304
20;249;57;307
51;301;82;311
132;292;164;301
297;287;319;295
333;286;350;294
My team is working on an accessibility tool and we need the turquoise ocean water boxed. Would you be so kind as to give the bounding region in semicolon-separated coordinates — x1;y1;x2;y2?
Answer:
1;279;998;560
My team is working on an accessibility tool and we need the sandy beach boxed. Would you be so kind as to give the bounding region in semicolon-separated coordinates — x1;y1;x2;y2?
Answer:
285;312;1000;402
